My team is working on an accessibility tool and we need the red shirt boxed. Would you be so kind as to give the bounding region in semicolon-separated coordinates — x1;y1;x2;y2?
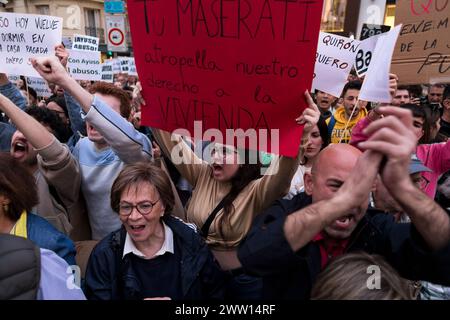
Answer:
313;232;350;269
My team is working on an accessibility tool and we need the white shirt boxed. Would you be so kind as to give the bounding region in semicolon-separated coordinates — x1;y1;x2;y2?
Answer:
122;221;174;259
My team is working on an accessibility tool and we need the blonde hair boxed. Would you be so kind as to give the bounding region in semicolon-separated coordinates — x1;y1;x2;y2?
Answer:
311;252;414;300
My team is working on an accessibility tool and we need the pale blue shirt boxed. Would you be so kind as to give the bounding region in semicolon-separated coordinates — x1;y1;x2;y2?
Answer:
37;248;86;300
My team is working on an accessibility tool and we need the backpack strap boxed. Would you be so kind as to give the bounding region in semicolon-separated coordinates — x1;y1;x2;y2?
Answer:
200;197;228;239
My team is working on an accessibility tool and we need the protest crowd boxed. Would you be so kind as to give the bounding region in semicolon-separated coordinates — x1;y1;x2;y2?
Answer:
0;4;450;302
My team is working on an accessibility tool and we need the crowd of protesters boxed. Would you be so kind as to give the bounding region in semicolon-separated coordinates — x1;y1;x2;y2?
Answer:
0;44;449;301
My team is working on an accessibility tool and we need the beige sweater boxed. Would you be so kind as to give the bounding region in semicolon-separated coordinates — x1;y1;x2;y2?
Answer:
153;129;303;249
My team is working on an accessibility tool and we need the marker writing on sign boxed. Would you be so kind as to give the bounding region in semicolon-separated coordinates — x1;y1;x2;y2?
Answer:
138;0;317;42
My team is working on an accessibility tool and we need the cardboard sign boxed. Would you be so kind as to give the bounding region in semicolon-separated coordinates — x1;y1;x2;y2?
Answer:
26;76;52;98
67;49;102;81
0;12;62;77
72;34;99;52
392;1;450;84
127;0;323;157
360;23;391;41
101;60;114;83
360;25;402;103
312;32;361;98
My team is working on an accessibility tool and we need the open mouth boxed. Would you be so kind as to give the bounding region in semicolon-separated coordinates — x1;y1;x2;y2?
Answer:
334;215;355;229
129;225;145;232
11;140;28;158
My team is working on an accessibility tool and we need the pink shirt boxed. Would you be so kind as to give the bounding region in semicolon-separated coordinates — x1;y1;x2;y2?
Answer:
350;116;450;198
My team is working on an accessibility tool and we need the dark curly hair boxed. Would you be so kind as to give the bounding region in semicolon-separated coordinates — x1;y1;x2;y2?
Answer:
25;107;71;143
0;152;38;221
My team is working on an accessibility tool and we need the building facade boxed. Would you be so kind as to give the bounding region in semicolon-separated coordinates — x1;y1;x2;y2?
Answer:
0;0;117;54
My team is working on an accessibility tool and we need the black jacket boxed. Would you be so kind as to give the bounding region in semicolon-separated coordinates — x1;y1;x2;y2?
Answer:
85;215;226;300
0;234;41;300
238;193;450;299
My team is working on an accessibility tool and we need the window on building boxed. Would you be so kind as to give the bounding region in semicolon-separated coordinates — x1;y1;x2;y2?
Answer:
321;0;347;32
84;8;104;42
36;5;50;15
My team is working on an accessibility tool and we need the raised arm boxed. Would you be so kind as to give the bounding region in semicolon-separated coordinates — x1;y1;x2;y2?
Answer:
0;92;53;148
253;91;320;210
55;45;86;138
31;56;152;163
152;128;207;188
0;73;27;111
0;91;81;207
360;107;450;251
284;150;382;251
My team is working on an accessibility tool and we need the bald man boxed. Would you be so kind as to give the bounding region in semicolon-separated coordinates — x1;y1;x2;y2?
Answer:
238;108;450;299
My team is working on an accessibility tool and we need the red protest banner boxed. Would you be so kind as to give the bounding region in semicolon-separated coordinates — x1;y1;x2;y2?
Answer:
127;0;323;157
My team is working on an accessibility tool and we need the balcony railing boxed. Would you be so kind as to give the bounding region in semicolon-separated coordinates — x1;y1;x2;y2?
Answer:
85;27;105;43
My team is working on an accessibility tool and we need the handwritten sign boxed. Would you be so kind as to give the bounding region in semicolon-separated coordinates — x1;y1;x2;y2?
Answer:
392;0;450;84
360;25;402;103
127;0;323;157
72;34;99;52
0;12;62;77
101;60;114;83
312;32;360;98
67;49;102;81
26;77;52;98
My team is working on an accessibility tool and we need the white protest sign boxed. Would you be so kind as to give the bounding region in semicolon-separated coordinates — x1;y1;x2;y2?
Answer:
112;58;121;74
312;32;361;98
101;60;114;83
354;33;383;77
67;49;101;81
128;58;138;76
359;25;402;103
72;34;99;52
26;77;52;98
7;75;20;82
119;56;129;73
0;12;62;77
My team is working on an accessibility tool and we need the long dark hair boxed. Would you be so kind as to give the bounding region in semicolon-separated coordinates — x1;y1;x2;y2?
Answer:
214;148;262;241
300;117;330;165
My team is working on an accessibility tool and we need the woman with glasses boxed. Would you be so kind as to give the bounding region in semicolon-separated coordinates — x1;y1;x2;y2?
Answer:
84;162;225;300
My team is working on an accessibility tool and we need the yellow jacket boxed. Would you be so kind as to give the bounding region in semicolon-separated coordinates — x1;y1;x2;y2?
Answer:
326;106;367;144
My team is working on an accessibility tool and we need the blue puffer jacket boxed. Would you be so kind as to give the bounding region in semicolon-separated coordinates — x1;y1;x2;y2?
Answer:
85;215;226;300
27;212;76;266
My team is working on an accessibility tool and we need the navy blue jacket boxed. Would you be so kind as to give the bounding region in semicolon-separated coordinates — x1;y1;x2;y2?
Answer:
238;193;450;299
27;212;76;266
85;215;226;300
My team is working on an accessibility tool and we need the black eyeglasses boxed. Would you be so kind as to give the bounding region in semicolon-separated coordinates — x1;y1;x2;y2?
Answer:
118;200;160;216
